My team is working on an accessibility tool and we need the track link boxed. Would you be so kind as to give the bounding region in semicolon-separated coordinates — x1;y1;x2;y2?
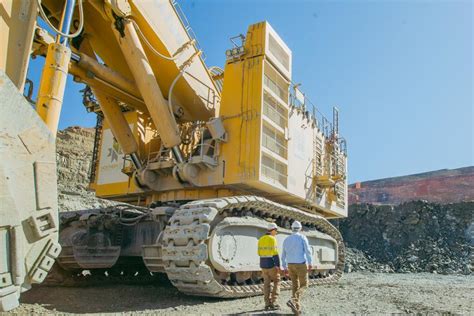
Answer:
162;195;345;298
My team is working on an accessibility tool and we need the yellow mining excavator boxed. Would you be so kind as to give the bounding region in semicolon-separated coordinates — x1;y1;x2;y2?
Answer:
0;0;348;311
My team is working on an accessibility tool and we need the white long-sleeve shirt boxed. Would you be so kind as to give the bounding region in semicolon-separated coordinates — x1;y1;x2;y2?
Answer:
281;232;313;269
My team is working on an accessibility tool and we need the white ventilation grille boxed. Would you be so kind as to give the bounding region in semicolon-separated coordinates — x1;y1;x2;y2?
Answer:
268;34;290;72
263;93;287;128
262;125;287;158
261;154;287;187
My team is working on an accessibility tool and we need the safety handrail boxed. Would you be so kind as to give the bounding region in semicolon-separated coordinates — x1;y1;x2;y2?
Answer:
184;71;220;110
170;0;207;61
289;82;346;142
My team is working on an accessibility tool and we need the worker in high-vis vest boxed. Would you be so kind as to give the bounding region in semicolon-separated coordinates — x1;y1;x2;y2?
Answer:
257;222;281;310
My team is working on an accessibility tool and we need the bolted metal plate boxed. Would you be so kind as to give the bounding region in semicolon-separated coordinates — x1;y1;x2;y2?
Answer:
0;71;59;311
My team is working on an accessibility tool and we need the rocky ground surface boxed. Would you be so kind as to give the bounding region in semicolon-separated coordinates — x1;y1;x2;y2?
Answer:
15;273;474;315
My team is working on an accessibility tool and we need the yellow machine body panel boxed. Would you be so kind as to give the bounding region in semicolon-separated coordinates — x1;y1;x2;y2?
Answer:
218;22;347;217
220;55;264;186
0;0;37;91
92;21;347;218
94;111;142;199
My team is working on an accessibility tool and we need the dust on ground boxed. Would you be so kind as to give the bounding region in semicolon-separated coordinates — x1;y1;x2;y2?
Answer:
15;273;473;315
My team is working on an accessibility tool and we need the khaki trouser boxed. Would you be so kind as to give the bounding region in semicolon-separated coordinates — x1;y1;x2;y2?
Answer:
288;263;308;311
262;267;280;306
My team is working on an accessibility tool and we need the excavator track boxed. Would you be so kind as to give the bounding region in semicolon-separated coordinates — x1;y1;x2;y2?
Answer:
44;195;344;296
162;195;345;298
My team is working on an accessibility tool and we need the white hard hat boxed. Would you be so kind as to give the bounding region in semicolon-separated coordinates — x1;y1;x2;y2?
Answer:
291;221;302;230
267;223;278;231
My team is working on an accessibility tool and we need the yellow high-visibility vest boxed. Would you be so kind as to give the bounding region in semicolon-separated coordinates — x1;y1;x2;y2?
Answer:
258;234;278;257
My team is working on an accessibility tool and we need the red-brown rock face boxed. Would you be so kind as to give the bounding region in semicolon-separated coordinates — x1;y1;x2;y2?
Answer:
349;167;474;205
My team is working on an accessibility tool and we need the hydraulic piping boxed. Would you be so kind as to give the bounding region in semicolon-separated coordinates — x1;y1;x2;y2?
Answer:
129;19;196;61
130;153;143;169
168;50;202;164
168;50;202;120
171;147;184;164
36;0;84;39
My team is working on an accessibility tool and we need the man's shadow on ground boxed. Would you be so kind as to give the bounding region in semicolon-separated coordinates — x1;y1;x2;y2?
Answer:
228;309;293;316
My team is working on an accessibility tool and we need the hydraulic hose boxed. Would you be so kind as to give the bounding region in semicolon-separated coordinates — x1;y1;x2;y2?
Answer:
129;19;195;61
36;0;84;39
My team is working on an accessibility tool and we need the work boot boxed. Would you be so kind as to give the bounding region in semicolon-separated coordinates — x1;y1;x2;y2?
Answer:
286;300;299;315
271;303;281;310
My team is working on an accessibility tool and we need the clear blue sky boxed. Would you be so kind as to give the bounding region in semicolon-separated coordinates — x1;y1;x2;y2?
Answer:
28;0;473;183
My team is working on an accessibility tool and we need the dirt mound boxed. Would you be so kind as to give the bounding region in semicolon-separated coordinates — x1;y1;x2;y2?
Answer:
336;201;473;274
56;126;116;211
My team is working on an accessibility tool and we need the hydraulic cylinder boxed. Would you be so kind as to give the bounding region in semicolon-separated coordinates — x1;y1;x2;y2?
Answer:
113;20;181;148
35;0;77;136
35;43;71;136
94;92;139;156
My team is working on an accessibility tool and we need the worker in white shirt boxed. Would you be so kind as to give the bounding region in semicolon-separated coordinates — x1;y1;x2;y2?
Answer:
281;221;313;315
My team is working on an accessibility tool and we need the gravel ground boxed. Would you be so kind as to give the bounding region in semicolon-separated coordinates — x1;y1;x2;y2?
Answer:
10;273;473;315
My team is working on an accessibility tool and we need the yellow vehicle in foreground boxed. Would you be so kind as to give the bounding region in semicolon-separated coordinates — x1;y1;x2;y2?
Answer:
0;0;347;311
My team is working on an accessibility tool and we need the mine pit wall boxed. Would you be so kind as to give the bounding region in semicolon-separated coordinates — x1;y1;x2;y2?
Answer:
333;201;474;274
56;127;117;212
56;127;94;193
349;167;474;205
